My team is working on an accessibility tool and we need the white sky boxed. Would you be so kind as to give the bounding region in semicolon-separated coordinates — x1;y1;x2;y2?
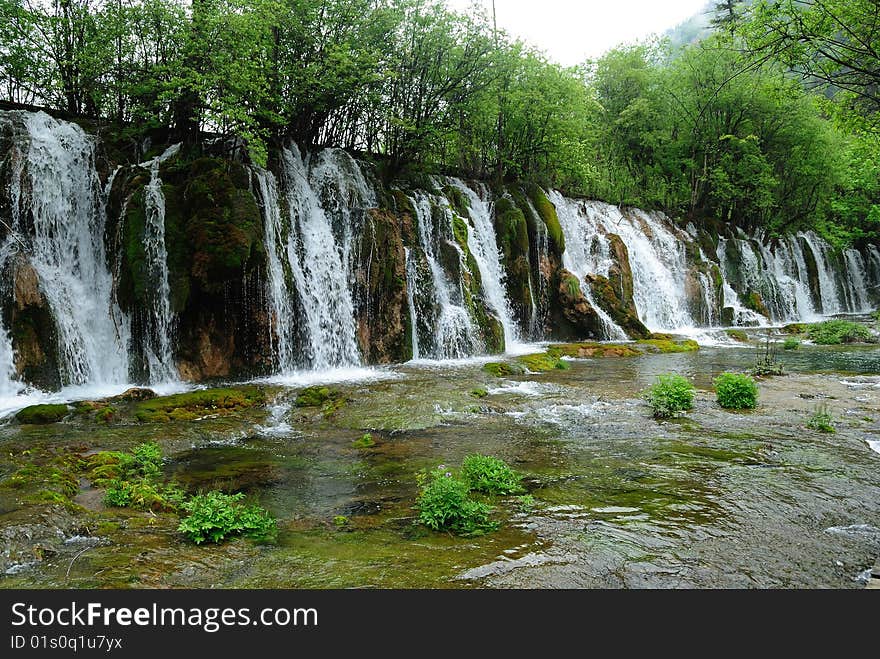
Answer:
446;0;708;65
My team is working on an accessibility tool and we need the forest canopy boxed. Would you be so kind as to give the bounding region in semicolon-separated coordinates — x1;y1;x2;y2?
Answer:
0;0;878;246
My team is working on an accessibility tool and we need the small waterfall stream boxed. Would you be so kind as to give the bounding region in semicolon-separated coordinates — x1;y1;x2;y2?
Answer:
139;143;181;383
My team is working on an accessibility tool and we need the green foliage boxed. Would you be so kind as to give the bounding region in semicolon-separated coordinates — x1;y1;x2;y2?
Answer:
352;433;375;449
15;404;69;425
92;442;184;512
645;374;695;419
470;388;489;399
515;494;537;513
416;468;496;536
806;320;874;345
178;491;277;544
714;372;759;409
806;405;835;433
460;455;524;495
783;337;800;351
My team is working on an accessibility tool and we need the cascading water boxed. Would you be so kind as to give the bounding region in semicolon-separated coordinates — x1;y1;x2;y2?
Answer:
408;191;480;359
10;111;129;386
844;249;870;312
801;232;844;315
139;143;181;382
448;179;522;350
404;247;421;360
255;168;297;371
549;192;627;339
275;145;362;370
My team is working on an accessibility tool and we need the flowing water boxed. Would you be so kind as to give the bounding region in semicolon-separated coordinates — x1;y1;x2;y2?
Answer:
139;144;181;383
275;145;362;370
450;179;522;349
10;111;130;386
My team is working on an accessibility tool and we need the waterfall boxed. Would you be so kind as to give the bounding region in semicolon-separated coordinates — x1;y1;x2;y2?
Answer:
139;143;181;383
254;168;297;371
801;232;844;315
549;193;627;339
275;145;362;370
449;180;521;349
524;198;549;340
0;323;19;399
404;247;421;360
408;191;480;358
844;249;870;312
11;111;129;386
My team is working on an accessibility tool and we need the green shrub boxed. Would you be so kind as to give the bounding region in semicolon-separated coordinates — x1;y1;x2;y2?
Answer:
416;468;495;535
806;405;835;433
104;478;185;511
783;337;800;351
352;433;375;448
460;454;524;495
714;373;759;409
806;320;873;345
645;374;695;419
178;491;277;544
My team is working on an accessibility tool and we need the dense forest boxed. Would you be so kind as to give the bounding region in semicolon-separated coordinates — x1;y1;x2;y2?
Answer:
0;0;878;245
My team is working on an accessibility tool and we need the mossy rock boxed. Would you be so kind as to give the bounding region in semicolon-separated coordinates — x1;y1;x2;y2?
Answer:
470;388;489;399
782;323;807;335
548;343;641;359
443;184;470;219
527;186;565;257
743;290;770;318
295;386;339;408
517;353;571;372
15;404;70;425
588;273;649;339
636;339;700;354
725;329;749;342
134;387;265;423
483;362;526;378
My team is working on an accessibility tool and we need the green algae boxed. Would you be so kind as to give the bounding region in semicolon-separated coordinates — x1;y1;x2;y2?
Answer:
134;387;266;423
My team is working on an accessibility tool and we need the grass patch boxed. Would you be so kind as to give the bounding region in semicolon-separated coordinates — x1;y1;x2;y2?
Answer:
806;405;835;433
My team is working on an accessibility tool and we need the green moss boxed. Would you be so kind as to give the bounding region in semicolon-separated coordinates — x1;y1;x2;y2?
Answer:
134;387;265;423
517;353;571;372
483;362;526;377
782;323;807;335
725;329;749;342
95;406;117;423
470;388;489;399
352;433;376;449
549;343;641;358
743;291;769;317
443;184;470;218
15;404;70;425
390;190;416;217
295;386;337;407
563;273;581;297
528;186;565;256
636;339;700;354
494;197;530;257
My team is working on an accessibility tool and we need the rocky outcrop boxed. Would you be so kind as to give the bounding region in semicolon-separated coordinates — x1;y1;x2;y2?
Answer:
590;235;649;339
107;154;272;382
8;256;60;389
355;209;410;363
549;269;603;340
493;196;533;332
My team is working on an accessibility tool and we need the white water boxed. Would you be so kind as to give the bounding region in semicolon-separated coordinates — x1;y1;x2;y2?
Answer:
404;247;421;360
139;143;181;383
408;191;480;358
12;111;130;386
844;249;870;312
276;145;362;370
801;232;844;315
549;193;628;339
450;180;522;350
255;168;297;372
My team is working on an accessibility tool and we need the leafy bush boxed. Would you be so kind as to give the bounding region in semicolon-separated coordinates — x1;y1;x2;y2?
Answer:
94;442;184;511
460;454;524;494
416;468;495;535
104;478;186;512
178;491;277;544
783;337;800;351
714;373;759;409
806;405;835;433
806;320;873;345
645;374;694;419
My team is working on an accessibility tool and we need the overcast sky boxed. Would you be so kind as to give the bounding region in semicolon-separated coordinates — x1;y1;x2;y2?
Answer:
446;0;708;65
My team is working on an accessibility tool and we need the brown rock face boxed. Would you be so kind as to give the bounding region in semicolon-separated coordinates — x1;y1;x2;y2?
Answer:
177;316;235;381
354;208;410;364
548;269;604;340
592;235;649;339
9;255;60;389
